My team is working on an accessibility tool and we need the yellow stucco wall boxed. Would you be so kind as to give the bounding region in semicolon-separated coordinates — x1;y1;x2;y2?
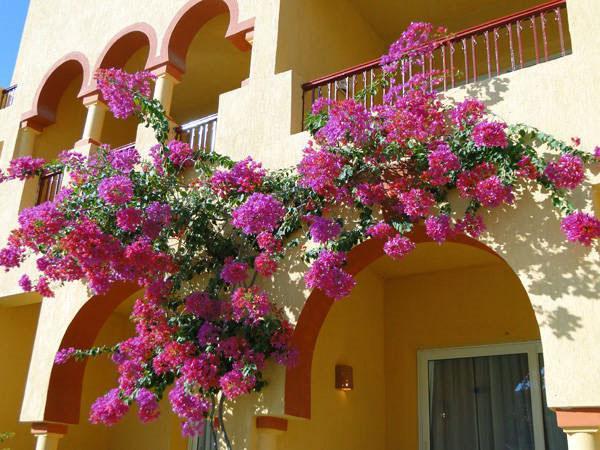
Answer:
279;256;540;450
383;262;540;450
0;304;40;450
281;269;387;450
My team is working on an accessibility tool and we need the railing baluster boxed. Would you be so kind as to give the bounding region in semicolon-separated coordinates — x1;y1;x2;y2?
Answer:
441;44;447;90
484;31;492;79
449;42;455;88
531;16;540;64
362;71;367;106
370;68;374;108
541;12;549;61
211;120;217;153
507;24;516;71
462;38;469;85
494;28;501;76
471;36;478;82
555;7;566;56
428;53;434;91
516;20;524;69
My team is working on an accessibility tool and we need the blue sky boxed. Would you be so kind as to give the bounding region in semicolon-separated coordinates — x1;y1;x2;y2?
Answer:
0;0;29;87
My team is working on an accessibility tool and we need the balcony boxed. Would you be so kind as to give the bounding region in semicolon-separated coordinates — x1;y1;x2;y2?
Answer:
36;168;64;205
0;85;16;110
301;0;570;126
176;114;218;153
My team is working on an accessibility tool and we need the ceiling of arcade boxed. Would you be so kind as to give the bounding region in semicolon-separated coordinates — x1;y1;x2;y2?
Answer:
346;0;546;46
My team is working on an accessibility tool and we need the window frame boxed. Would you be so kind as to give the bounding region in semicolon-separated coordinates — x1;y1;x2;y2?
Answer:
417;341;547;450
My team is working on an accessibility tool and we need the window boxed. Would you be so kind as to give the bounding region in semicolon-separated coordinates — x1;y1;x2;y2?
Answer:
418;342;567;450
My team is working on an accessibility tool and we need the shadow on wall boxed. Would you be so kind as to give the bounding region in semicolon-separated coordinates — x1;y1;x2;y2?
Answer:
483;181;599;340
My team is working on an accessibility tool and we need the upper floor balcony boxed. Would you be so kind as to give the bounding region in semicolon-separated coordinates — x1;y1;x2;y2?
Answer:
298;0;570;125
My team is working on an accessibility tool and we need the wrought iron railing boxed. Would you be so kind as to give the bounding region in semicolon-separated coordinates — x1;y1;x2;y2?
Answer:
0;85;16;110
36;168;64;205
302;0;569;127
176;114;218;153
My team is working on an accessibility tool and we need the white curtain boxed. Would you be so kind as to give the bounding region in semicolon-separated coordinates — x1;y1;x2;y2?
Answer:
429;354;534;450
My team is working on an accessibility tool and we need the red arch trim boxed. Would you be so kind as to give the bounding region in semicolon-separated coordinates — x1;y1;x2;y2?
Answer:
21;52;90;130
44;282;139;424
79;23;159;98
96;23;158;71
154;0;255;74
284;227;501;419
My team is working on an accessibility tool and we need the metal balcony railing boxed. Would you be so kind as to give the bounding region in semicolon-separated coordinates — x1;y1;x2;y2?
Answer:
176;114;218;153
0;85;16;110
302;0;570;128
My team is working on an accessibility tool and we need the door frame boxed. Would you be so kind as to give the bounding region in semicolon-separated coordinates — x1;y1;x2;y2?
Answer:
417;341;546;450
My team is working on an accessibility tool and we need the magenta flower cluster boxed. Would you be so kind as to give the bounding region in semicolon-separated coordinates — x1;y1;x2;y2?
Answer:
95;68;155;119
231;193;285;235
304;250;355;300
471;121;509;148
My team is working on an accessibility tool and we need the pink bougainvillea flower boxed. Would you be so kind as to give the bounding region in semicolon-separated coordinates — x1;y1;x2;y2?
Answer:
384;234;416;260
471;121;508;148
304;250;355;300
560;211;600;246
425;215;454;243
544;154;585;190
220;258;249;285
451;98;486;128
307;215;342;243
98;175;134;205
231;193;285;235
95;68;154;119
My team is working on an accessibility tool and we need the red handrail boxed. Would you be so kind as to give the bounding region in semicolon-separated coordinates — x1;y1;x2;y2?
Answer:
302;0;566;90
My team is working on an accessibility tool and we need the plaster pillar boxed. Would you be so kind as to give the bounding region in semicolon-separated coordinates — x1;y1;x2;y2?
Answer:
74;94;107;155
565;429;599;450
16;122;43;209
31;423;67;450
16;122;41;157
153;72;179;116
135;63;182;153
255;417;287;450
557;409;600;450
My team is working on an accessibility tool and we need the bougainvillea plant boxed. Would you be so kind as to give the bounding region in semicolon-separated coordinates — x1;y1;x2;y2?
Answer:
0;23;599;448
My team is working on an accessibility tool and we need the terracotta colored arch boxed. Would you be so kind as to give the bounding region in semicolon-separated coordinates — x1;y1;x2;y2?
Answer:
21;52;90;130
156;0;255;73
43;282;139;424
284;227;503;419
96;23;158;72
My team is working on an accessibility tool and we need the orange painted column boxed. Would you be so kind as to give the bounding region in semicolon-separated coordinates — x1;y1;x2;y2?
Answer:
31;423;67;450
255;417;287;450
557;409;600;450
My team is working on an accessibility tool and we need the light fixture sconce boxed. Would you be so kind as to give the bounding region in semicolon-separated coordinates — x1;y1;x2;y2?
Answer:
335;364;354;391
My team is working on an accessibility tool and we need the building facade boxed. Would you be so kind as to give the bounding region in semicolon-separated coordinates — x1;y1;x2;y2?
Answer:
0;1;599;450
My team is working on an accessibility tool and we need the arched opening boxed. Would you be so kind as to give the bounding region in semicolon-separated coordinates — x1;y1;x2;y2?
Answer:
97;28;154;148
42;283;187;450
283;234;568;450
29;57;88;161
165;0;252;152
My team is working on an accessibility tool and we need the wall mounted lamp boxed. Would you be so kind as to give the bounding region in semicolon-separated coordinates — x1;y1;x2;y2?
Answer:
335;364;354;391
